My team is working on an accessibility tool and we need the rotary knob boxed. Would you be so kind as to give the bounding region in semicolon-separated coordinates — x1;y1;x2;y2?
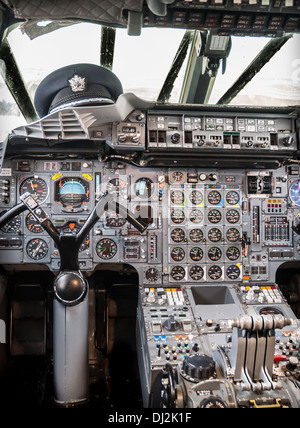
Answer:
163;315;180;332
171;133;181;144
182;353;215;380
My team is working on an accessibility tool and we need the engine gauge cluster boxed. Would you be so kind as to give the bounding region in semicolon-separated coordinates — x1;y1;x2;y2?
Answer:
168;170;243;282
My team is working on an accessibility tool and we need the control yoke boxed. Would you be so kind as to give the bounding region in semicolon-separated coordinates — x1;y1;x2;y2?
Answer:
0;191;148;305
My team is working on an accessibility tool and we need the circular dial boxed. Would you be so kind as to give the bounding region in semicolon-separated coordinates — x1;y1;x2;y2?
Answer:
207;190;222;205
145;267;159;283
226;265;240;280
106;212;127;228
26;238;48;260
226;190;240;205
57;177;89;208
208;247;222;261
259;306;284;316
189;209;203;224
171;209;185;224
134;177;154;199
96;238;118;260
171;171;184;183
207;209;222;224
20;177;48;204
189;228;204;243
207;228;222;242
189;190;203;205
226;209;240;224
226;246;240;261
226;228;240;242
170;190;184;205
61;222;90;252
170;228;185;243
170;266;185;281
289;180;300;206
170;247;185;262
199;397;228;409
189;266;204;281
0;211;21;233
189;247;203;261
208;265;222;280
25;212;43;234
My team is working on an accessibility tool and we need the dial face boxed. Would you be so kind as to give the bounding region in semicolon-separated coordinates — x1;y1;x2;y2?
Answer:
56;177;89;208
207;190;222;205
171;171;185;183
207;227;222;242
208;247;222;261
170;265;185;281
189;228;204;243
170;190;185;205
189;190;203;205
226;246;240;261
171;209;185;224
226;209;240;224
134;177;154;199
199;397;228;409
171;228;185;243
289;180;300;206
226;191;240;205
106;212;127;228
189;209;203;224
226;228;240;242
145;267;159;282
170;247;185;262
207;209;222;224
208;265;222;280
259;306;284;316
226;265;240;280
189;265;204;281
0;211;21;233
26;238;48;260
96;238;118;260
25;212;43;234
189;247;203;261
20;177;48;204
61;222;90;252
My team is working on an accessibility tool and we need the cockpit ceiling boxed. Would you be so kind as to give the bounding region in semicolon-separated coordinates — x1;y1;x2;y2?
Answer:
1;0;300;37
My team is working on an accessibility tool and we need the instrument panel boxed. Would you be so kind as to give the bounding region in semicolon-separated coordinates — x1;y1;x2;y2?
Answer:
1;157;300;289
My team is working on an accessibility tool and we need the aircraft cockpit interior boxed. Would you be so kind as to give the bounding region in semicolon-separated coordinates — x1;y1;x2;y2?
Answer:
0;0;300;411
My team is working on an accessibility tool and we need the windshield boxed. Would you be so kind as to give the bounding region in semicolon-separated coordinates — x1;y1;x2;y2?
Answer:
0;22;299;140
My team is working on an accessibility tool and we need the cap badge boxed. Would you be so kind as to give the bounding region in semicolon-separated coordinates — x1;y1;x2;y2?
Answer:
68;75;86;92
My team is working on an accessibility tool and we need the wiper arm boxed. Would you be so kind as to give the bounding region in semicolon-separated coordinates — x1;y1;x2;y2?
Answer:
217;34;293;105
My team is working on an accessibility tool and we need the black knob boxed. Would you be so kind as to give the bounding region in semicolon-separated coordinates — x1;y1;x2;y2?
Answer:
182;353;215;380
163;315;180;332
282;136;294;147
54;271;87;306
171;133;181;144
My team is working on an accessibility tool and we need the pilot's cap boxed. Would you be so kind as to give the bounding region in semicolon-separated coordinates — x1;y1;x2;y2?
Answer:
34;63;123;118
